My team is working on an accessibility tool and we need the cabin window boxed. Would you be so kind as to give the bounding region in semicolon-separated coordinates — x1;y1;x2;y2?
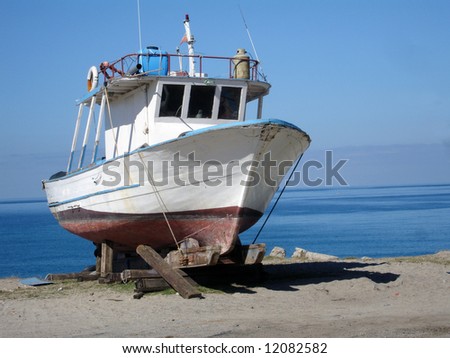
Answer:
159;84;184;117
219;87;241;120
188;86;215;118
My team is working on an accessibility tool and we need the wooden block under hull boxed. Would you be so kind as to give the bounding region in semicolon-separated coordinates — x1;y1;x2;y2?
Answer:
136;244;202;299
164;243;221;268
219;243;266;265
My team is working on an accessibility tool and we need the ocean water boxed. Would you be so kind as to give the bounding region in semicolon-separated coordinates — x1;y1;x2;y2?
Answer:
0;184;449;279
241;184;450;258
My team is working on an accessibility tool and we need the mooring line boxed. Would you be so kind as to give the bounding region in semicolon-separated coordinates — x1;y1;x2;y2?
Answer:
137;152;180;251
251;153;304;245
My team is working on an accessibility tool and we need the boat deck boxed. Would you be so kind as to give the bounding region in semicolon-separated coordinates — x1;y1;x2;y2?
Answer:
77;51;270;105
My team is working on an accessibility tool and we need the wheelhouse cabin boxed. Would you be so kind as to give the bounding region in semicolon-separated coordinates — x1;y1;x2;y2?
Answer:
69;50;270;172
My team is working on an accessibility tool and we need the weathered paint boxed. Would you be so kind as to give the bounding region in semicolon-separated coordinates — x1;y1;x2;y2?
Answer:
54;206;262;254
45;111;310;255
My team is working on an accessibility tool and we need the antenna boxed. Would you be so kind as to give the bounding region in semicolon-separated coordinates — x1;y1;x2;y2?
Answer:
137;0;143;50
239;6;266;81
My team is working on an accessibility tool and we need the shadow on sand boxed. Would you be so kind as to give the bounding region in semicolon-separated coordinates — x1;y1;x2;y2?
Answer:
193;261;400;295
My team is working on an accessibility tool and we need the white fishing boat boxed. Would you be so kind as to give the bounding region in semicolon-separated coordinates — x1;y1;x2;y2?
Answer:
42;15;310;265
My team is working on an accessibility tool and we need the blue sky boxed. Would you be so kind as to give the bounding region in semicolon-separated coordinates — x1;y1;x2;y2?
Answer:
0;0;449;199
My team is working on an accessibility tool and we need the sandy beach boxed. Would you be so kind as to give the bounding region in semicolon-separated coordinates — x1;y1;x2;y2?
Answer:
1;251;449;338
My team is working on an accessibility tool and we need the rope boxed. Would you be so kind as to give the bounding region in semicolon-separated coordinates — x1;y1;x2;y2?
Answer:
104;88;119;159
181;215;229;241
239;5;267;81
104;86;182;258
251;153;304;244
137;152;181;251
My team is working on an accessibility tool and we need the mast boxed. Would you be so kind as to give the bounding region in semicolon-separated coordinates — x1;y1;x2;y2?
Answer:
183;14;196;77
137;0;143;51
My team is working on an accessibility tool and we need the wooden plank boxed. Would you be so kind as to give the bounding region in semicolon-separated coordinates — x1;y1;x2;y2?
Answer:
100;241;114;277
164;245;221;268
95;255;101;274
135;277;170;292
98;273;123;284
121;269;162;281
219;243;266;265
45;272;99;281
134;276;198;292
136;245;202;299
121;269;195;280
243;244;266;265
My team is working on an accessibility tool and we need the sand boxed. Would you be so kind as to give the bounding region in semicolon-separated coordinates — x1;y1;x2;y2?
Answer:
1;251;449;338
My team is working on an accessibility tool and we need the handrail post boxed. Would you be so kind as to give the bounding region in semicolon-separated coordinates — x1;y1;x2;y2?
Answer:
67;104;85;173
257;95;264;119
91;93;106;164
78;96;96;169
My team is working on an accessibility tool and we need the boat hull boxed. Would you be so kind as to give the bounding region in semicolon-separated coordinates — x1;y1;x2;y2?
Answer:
44;119;310;254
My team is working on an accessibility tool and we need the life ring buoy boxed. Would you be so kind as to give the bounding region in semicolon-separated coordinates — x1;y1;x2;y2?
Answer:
87;66;99;92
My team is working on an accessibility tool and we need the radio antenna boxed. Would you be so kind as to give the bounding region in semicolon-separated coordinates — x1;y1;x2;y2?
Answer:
137;0;143;50
239;5;266;81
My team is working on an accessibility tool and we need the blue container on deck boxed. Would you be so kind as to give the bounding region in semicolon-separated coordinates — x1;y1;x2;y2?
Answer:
139;46;168;76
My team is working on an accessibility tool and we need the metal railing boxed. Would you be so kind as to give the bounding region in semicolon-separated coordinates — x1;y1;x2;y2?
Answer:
98;53;261;82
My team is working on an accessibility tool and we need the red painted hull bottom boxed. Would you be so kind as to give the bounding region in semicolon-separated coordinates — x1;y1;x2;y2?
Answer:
53;206;263;254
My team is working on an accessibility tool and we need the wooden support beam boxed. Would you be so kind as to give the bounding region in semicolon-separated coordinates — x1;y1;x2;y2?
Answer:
135;276;198;293
100;241;114;278
136;245;202;299
96;256;101;274
46;272;99;281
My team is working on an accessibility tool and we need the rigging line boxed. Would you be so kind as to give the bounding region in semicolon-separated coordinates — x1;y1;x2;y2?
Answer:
175;106;193;131
177;116;193;131
137;151;181;251
181;216;229;241
105;87;178;250
238;5;267;81
251;153;304;245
